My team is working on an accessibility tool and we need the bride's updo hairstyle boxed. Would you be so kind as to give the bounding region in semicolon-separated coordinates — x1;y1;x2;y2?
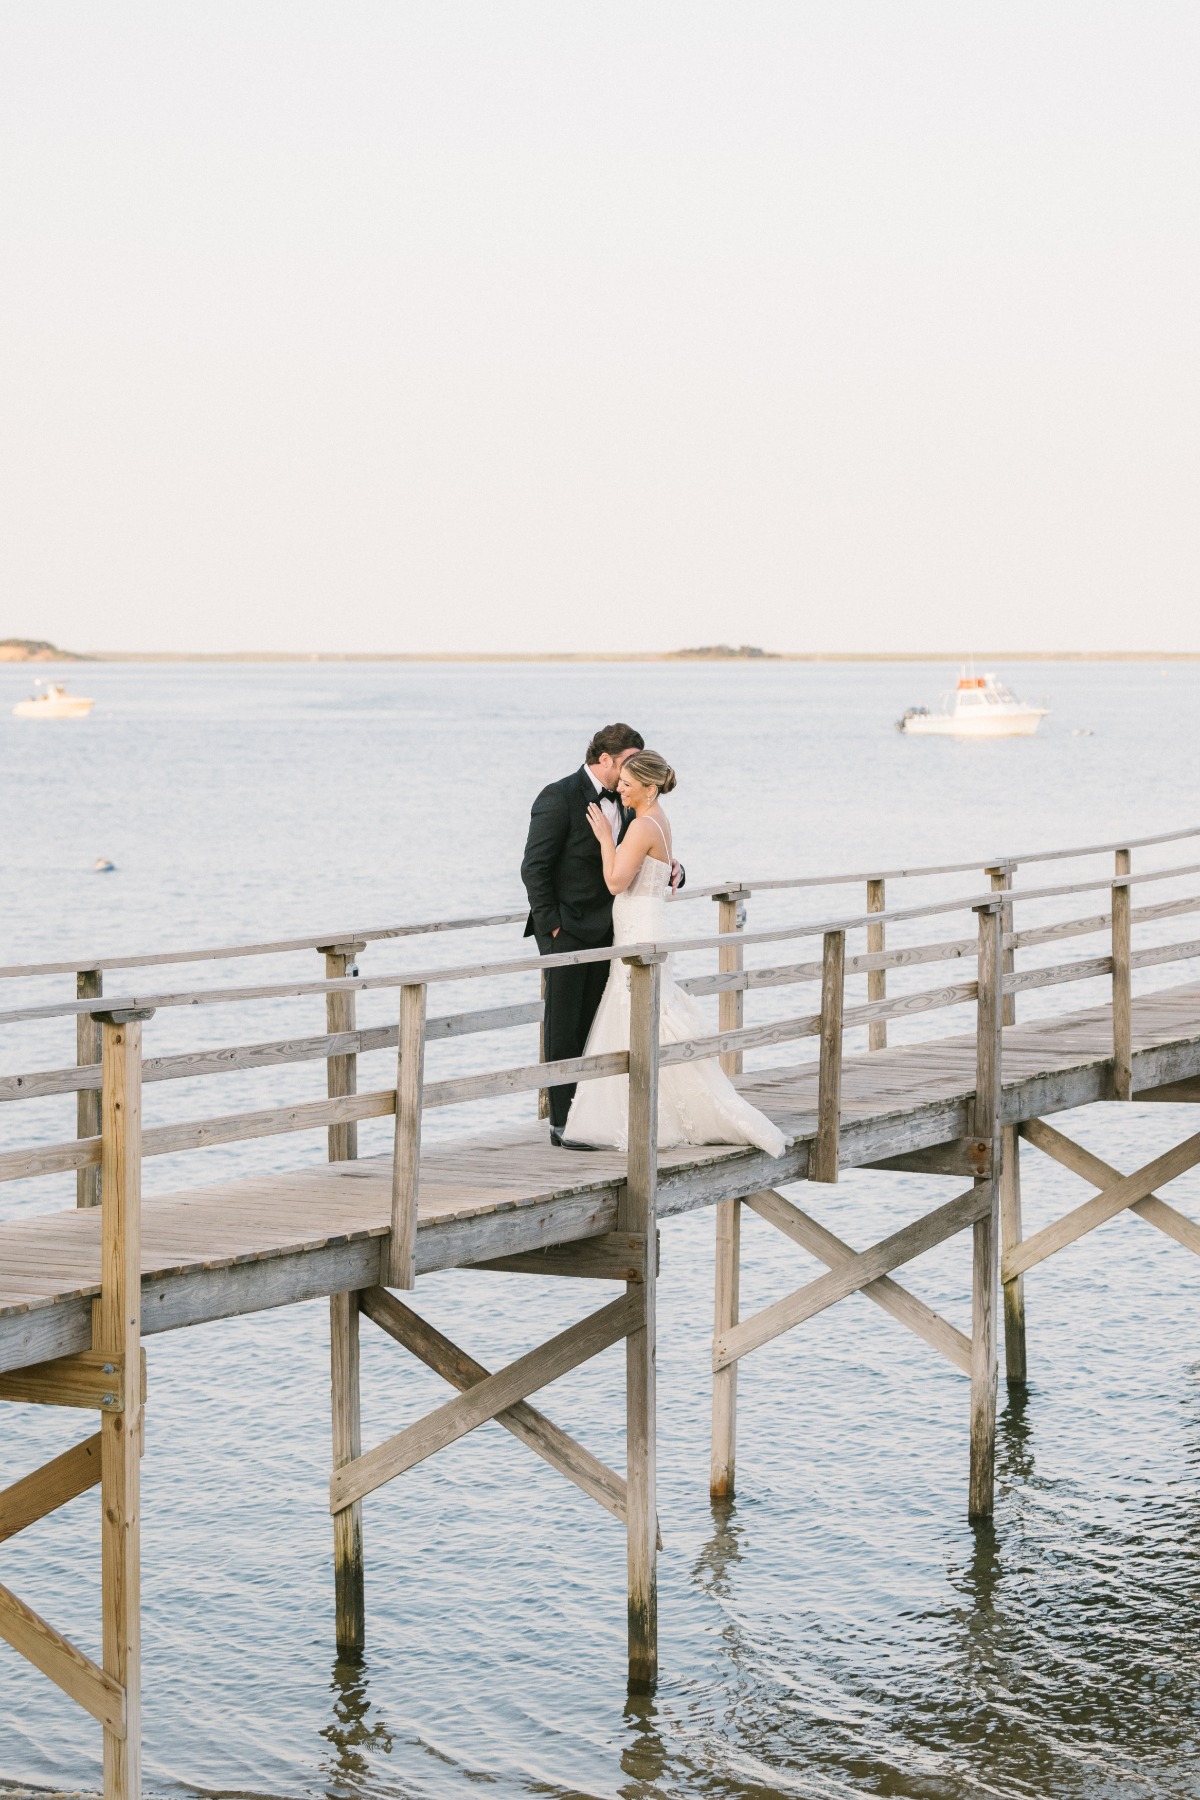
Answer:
623;750;676;797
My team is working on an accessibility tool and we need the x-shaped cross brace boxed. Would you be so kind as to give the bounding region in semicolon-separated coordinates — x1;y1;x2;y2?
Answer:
1003;1120;1200;1280
713;1186;985;1372
333;1287;659;1544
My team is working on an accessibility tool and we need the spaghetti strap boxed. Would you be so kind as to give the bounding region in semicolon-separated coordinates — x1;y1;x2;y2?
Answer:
647;816;671;862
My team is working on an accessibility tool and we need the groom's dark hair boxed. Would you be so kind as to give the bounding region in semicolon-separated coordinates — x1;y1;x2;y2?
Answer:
586;723;644;763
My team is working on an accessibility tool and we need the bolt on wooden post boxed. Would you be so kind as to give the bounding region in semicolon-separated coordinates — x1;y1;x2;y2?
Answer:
866;878;886;1050
76;970;103;1207
94;1006;153;1800
1112;849;1132;1101
318;941;368;1657
621;951;663;1692
969;903;1003;1519
711;888;748;1500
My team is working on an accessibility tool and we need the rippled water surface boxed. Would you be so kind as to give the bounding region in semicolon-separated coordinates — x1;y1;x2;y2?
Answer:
2;659;1199;1798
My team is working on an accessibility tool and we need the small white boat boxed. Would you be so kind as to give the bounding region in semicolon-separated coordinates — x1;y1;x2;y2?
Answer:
12;681;95;720
898;671;1048;738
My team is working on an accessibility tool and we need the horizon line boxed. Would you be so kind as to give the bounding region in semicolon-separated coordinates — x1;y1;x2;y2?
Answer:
9;649;1200;665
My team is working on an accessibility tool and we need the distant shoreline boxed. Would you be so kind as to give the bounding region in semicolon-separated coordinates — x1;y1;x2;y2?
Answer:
79;649;1200;663
6;646;1200;665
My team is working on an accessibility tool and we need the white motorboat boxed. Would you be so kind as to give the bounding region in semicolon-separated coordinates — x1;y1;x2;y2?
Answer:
12;681;95;720
898;671;1048;738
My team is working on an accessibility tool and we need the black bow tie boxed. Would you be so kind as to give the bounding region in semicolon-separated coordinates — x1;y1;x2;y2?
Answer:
598;788;621;805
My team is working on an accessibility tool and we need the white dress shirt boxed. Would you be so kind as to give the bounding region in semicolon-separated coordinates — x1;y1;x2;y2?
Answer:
584;765;622;844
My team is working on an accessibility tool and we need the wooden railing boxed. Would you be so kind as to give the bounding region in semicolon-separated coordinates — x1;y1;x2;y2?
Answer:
4;835;1200;1286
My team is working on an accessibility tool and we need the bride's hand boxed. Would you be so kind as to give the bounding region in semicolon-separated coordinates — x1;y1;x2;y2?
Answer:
585;803;610;844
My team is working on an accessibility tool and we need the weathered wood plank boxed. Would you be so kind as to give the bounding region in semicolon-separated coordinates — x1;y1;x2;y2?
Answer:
0;1002;544;1105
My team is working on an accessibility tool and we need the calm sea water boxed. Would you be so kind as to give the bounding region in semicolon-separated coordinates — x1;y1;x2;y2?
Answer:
2;659;1200;1800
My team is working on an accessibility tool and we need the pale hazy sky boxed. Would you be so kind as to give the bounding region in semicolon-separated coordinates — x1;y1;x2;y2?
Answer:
2;4;1198;655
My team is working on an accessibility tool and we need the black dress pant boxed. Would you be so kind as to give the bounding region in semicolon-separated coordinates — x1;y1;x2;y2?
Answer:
543;931;611;1131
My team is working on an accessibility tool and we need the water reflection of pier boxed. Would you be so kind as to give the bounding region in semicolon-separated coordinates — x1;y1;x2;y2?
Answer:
3;825;1200;1796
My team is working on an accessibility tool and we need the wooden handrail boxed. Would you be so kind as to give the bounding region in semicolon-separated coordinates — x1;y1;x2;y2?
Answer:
4;826;1198;986
8;861;1200;1029
6;935;1200;1186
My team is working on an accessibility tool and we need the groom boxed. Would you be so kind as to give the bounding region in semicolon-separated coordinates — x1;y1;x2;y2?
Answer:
522;722;679;1145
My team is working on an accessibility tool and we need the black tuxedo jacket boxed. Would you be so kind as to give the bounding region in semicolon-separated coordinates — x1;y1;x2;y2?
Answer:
521;767;685;953
521;768;632;952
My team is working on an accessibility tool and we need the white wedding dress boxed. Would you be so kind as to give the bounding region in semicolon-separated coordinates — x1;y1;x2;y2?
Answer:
564;837;789;1157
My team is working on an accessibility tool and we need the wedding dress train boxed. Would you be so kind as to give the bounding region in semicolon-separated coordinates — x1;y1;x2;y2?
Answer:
564;846;788;1157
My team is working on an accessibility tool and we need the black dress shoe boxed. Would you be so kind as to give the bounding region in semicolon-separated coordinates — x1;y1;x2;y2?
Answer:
557;1136;600;1152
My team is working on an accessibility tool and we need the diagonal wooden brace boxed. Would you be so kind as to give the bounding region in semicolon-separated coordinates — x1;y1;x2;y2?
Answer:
359;1286;658;1540
715;1184;989;1370
1004;1123;1200;1280
0;1581;125;1736
333;1289;641;1512
1008;1118;1200;1271
0;1435;102;1545
743;1190;972;1374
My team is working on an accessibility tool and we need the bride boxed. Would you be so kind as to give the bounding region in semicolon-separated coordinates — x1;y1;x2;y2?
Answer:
564;750;788;1158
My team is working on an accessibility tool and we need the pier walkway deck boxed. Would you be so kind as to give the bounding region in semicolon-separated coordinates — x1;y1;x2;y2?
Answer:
3;827;1200;1796
4;983;1200;1372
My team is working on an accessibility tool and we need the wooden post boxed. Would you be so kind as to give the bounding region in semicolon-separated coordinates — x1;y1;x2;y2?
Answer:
969;903;1003;1519
77;971;103;1207
866;878;886;1050
330;1292;364;1656
319;943;367;1656
537;969;550;1121
999;1123;1026;1385
320;942;365;1162
811;930;845;1183
386;983;426;1289
94;1007;153;1800
710;890;747;1500
1112;849;1132;1101
987;863;1017;1028
621;951;663;1692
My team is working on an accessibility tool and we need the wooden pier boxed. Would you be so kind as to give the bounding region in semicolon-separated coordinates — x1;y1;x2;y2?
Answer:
3;827;1200;1794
